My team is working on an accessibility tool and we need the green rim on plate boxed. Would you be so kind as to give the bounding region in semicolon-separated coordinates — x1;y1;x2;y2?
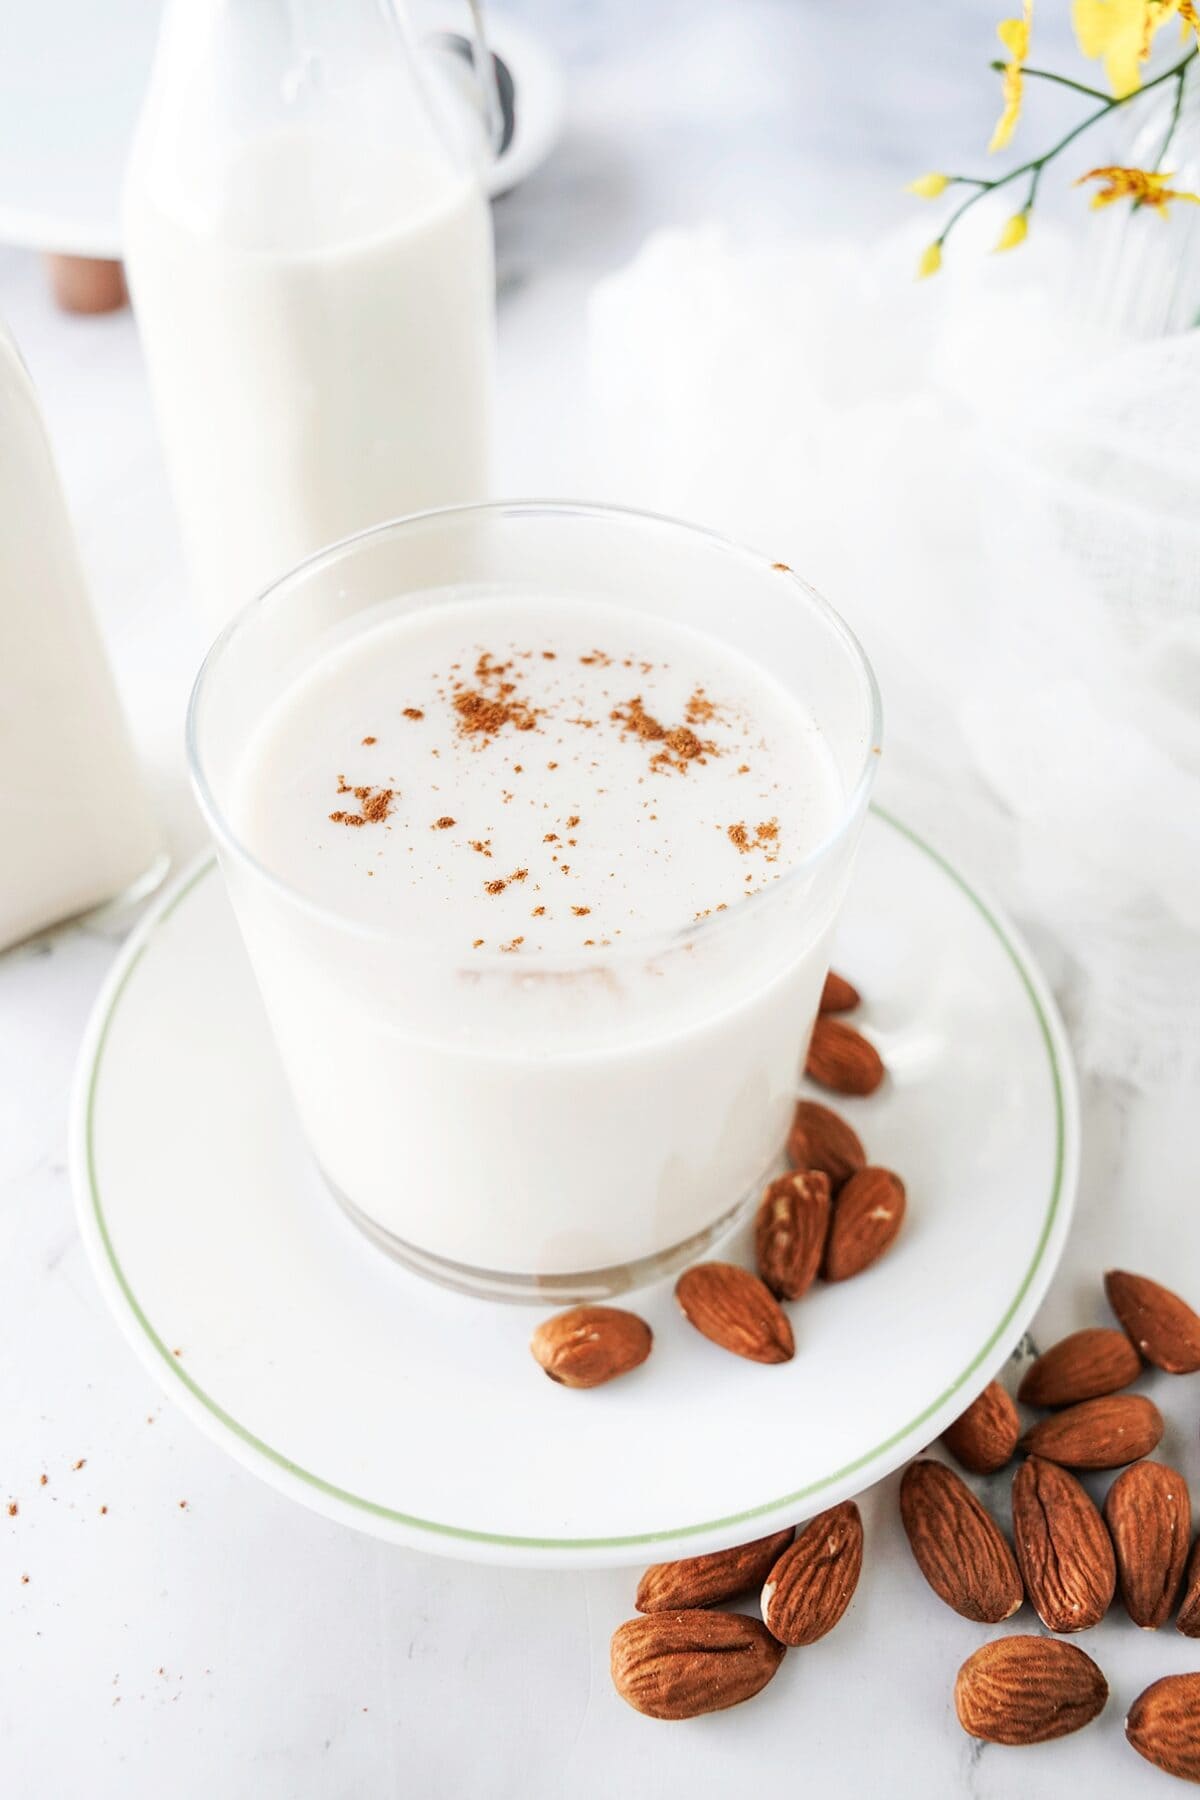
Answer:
83;805;1068;1551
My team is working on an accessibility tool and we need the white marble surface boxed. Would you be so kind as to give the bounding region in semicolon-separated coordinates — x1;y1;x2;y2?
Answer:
2;3;1198;1794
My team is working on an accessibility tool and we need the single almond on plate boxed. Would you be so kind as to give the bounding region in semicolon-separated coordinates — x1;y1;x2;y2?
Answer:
761;1501;863;1646
805;1018;885;1097
636;1528;795;1613
819;970;860;1014
1127;1674;1200;1783
1104;1460;1191;1630
675;1263;794;1364
1020;1394;1163;1469
823;1167;906;1282
955;1637;1107;1745
899;1460;1023;1623
754;1170;831;1301
530;1305;652;1388
1178;1536;1200;1638
1012;1455;1115;1633
610;1610;785;1719
942;1380;1020;1475
1105;1269;1200;1374
1017;1326;1142;1408
786;1099;866;1191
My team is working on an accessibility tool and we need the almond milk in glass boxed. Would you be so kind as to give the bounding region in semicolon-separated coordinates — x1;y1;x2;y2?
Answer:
188;503;881;1301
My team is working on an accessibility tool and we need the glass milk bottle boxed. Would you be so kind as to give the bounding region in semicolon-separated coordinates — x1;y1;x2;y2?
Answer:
123;0;497;631
0;323;164;950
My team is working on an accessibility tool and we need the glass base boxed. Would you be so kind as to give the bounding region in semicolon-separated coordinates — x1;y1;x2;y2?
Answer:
329;1175;762;1305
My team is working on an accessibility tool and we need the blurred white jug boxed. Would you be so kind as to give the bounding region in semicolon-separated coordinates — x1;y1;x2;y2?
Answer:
0;322;164;950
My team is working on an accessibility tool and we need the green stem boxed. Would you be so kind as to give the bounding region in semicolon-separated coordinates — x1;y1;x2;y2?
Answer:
937;46;1198;246
995;62;1110;104
1156;65;1189;170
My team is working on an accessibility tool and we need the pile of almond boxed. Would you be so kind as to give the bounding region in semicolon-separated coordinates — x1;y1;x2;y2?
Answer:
903;1266;1200;1783
531;970;901;1387
602;1264;1200;1786
610;1501;863;1720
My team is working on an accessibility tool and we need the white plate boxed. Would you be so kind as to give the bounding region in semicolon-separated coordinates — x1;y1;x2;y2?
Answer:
70;808;1078;1568
0;4;563;256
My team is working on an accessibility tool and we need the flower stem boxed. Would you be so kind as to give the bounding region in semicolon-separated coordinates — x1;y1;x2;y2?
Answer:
995;62;1110;103
1155;64;1189;170
938;46;1198;247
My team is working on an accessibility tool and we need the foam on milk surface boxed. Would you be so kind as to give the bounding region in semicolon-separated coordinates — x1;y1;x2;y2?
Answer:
233;595;844;954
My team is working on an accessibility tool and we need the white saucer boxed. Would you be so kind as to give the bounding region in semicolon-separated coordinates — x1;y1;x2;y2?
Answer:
70;808;1078;1568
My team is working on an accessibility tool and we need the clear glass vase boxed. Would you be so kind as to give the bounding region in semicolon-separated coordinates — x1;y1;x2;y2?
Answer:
1081;56;1200;338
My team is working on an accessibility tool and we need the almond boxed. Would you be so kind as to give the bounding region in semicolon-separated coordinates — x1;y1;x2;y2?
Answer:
1104;1460;1191;1630
1105;1269;1200;1375
530;1305;652;1389
819;970;860;1014
786;1099;866;1191
955;1637;1107;1745
1012;1455;1115;1633
675;1263;794;1365
899;1460;1023;1623
1020;1394;1163;1469
1017;1327;1142;1408
610;1610;785;1719
760;1501;863;1646
754;1170;831;1300
1127;1674;1200;1783
942;1380;1020;1475
1176;1535;1200;1638
636;1528;795;1613
823;1167;906;1281
805;1018;885;1097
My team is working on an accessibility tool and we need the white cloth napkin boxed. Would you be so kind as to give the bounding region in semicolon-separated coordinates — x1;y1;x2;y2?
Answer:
586;223;1200;1088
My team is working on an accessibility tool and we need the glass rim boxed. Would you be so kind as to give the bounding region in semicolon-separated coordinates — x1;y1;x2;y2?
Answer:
185;498;884;969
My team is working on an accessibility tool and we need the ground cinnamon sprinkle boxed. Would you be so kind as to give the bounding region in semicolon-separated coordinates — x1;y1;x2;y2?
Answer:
566;815;580;828
611;695;717;774
571;905;591;916
403;708;424;721
508;868;528;883
451;651;540;741
727;818;779;857
485;878;507;895
469;839;492;857
361;735;376;745
434;816;456;830
473;938;484;948
532;906;546;916
6;1503;16;1517
500;936;525;952
331;784;394;828
685;687;718;725
543;832;558;843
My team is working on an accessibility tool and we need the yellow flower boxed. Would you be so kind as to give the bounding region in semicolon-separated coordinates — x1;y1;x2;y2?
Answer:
989;0;1033;152
1072;0;1177;97
916;241;943;279
907;172;951;198
1076;163;1200;210
1180;0;1199;35
994;211;1030;250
